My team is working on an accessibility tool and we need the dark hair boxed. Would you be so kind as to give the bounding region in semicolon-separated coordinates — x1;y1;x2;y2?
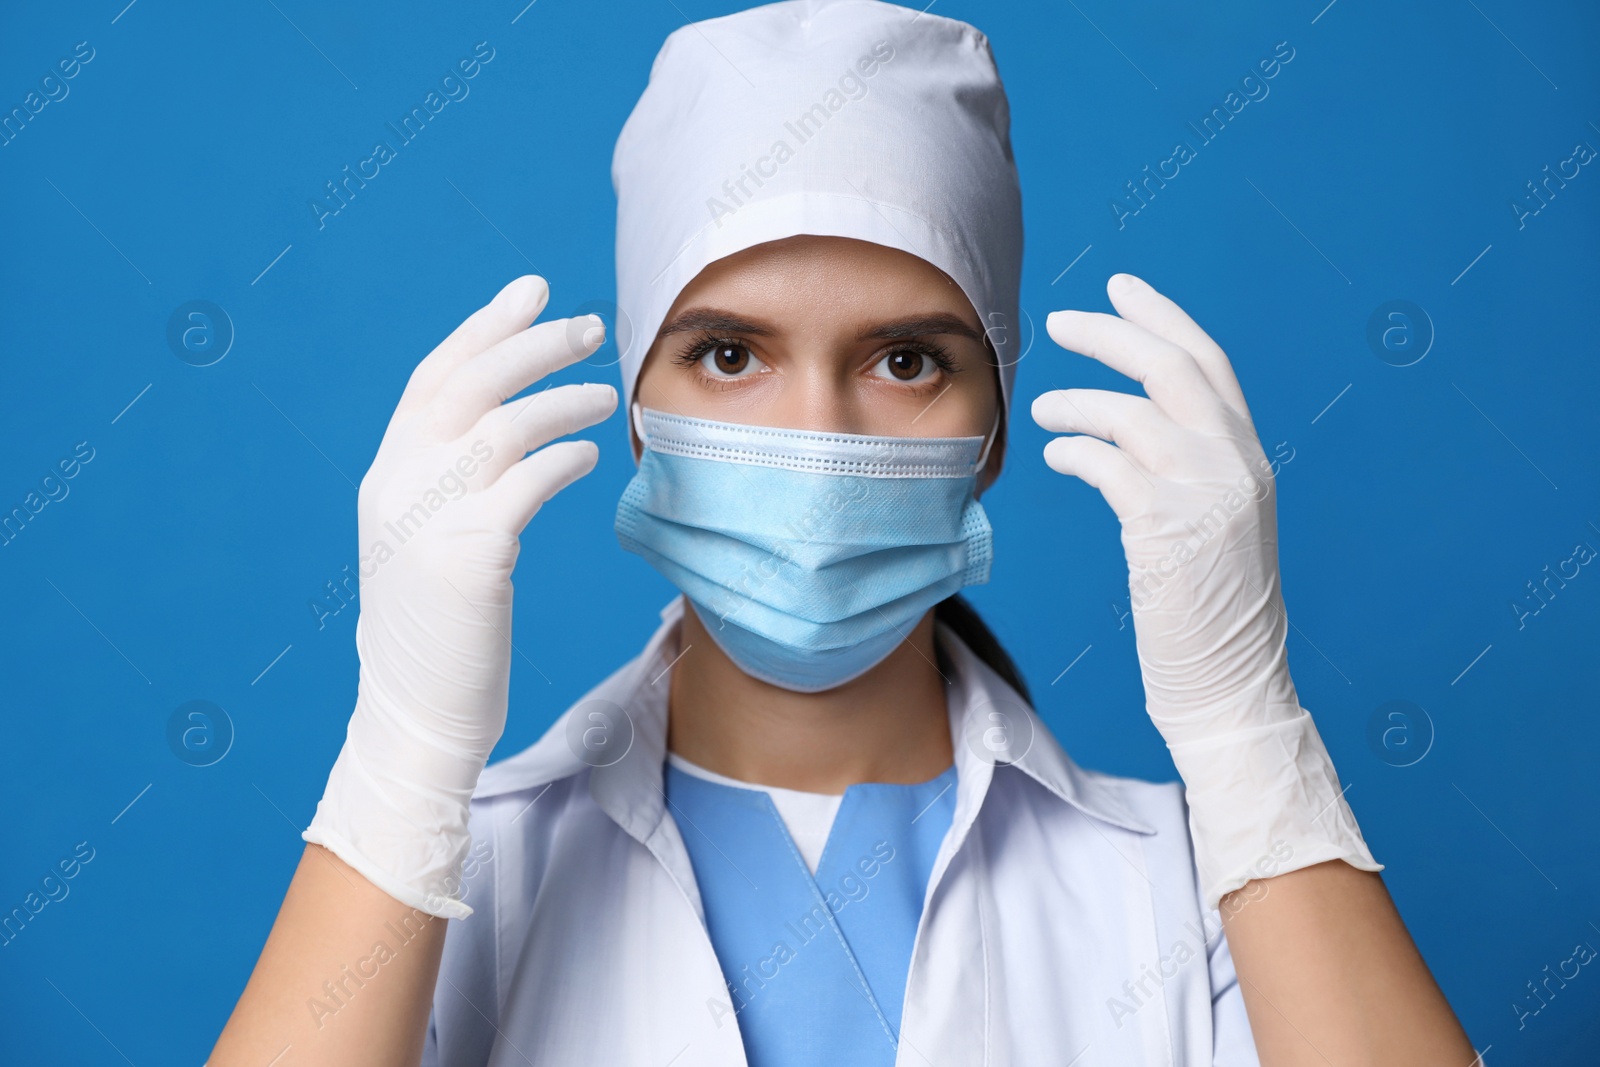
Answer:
933;593;1032;706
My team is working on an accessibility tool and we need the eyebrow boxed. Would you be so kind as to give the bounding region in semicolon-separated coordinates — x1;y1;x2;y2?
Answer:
860;313;984;343
655;307;984;343
656;308;777;338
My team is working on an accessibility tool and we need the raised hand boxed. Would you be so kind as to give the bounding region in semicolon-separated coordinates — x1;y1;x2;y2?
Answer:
1031;271;1296;739
1032;272;1378;909
304;275;616;918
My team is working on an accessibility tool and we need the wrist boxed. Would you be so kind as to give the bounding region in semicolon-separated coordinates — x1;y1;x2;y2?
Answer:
302;696;492;919
1167;708;1382;911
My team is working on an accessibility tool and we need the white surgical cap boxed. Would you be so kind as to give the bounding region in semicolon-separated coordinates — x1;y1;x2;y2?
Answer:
610;0;1024;437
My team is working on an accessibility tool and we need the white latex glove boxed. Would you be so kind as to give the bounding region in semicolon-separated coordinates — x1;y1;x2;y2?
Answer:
1031;272;1380;910
303;275;616;919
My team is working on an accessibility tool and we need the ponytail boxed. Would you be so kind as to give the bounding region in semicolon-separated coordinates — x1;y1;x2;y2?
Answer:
933;594;1032;707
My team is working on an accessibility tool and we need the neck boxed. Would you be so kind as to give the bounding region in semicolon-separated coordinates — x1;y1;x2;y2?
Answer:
666;601;956;793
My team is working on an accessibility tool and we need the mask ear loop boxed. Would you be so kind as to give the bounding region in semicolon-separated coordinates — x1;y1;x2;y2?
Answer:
631;400;647;445
629;399;651;464
973;407;1003;475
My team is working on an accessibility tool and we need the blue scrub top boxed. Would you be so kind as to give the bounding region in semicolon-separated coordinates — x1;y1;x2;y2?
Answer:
663;760;959;1067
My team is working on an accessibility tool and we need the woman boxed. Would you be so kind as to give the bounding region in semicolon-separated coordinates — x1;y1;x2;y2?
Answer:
210;2;1477;1064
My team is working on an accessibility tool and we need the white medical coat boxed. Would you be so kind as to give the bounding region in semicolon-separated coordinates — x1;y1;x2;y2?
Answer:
423;597;1261;1066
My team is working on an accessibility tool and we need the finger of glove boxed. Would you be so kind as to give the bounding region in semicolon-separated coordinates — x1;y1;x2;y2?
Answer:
477;440;600;536
423;314;606;442
393;276;550;425
469;383;618;487
1106;274;1255;425
1042;435;1150;519
1031;388;1179;474
1045;307;1221;429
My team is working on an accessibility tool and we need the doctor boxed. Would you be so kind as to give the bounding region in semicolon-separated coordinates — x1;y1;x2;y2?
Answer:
210;2;1478;1064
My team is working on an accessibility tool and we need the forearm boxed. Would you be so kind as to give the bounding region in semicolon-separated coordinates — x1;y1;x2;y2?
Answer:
209;844;446;1066
1034;280;1476;1064
1222;859;1477;1067
208;277;605;1063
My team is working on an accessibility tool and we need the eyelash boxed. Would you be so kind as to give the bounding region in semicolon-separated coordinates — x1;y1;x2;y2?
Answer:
671;330;962;387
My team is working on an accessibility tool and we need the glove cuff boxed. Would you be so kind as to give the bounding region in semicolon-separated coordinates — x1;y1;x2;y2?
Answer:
301;824;474;921
302;696;487;920
1167;708;1383;911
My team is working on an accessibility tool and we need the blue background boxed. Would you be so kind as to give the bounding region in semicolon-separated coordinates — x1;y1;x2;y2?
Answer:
2;0;1596;1062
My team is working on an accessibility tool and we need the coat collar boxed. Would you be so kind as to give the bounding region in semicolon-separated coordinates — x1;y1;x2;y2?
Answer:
476;595;1155;838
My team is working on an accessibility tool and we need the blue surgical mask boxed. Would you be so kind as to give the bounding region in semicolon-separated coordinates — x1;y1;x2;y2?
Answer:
615;404;998;692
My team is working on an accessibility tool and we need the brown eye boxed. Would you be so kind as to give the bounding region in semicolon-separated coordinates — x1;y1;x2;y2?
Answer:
693;341;765;378
885;351;924;380
709;344;749;374
870;347;943;384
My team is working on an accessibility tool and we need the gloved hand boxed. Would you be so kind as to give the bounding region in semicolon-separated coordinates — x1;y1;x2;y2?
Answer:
303;275;617;919
1031;272;1380;910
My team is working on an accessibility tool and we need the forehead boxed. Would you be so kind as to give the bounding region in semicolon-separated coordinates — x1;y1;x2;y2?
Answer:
664;235;981;333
